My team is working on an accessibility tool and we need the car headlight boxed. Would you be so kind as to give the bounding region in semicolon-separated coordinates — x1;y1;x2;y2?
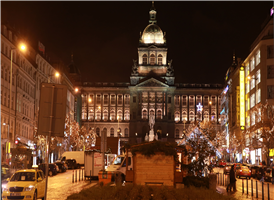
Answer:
24;186;35;192
2;186;9;192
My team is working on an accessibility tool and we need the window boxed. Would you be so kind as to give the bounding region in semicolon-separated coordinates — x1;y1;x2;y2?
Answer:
96;110;101;120
182;96;187;106
124;128;129;137
88;109;94;120
246;82;250;94
175;111;180;122
204;96;208;106
251;75;255;90
175;129;179;138
103;95;108;105
256;89;261;104
267;45;274;59
267;85;274;99
251;112;255;126
117;110;122;120
189;96;194;106
110;110;115;121
156;110;161;119
142;110;148;119
110;128;114;137
175;96;179;105
250;94;255;108
103;110;108;120
267;66;274;79
124;110;130;121
158;54;163;65
250;57;255;71
118;95;123;105
111;95;115;104
82;109;87;120
245;64;249;76
96;128;100;136
96;95;101;104
256;50;260;66
125;95;130;105
150;54;155;65
142;54;147;65
133;96;136;103
256;70;261;84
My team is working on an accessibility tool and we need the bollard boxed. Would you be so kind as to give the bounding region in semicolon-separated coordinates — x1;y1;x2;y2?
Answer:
72;170;74;183
262;181;264;200
90;170;91;183
268;183;270;200
256;180;258;198
251;179;253;196
242;179;244;194
76;169;77;182
247;178;248;195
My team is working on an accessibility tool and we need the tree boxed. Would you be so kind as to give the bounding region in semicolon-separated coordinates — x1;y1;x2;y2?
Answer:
181;123;218;177
246;100;274;166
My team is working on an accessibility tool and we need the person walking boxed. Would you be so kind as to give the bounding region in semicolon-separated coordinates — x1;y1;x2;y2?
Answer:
227;165;236;192
259;165;265;182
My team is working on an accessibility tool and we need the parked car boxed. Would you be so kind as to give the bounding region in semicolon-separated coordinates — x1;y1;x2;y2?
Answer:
264;167;272;182
65;159;78;169
55;161;67;173
2;169;45;200
236;165;251;179
250;165;261;178
1;163;11;181
38;163;59;176
224;164;234;174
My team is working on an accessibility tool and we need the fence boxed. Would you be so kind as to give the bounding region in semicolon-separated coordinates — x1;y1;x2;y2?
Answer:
216;172;271;200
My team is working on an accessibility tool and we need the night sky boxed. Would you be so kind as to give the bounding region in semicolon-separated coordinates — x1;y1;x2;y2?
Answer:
1;1;273;85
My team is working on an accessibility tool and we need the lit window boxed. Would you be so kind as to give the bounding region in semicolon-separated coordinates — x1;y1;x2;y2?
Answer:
250;57;255;71
246;82;250;94
158;54;163;65
175;111;180;122
251;75;255;90
250;94;255;108
103;110;108;120
142;54;147;65
182;96;187;106
189;96;194;106
256;50;260;66
251;112;255;126
256;89;261;104
256;70;261;84
118;95;123;105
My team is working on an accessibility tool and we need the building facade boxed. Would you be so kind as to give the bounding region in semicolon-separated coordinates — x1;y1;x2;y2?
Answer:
79;5;223;146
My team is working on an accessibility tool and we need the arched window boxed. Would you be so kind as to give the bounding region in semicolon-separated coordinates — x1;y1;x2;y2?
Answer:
82;109;87;120
142;110;148;119
110;110;115;121
142;54;147;65
117;110;122;121
124;110;130;121
103;110;108;121
96;110;101;121
156;110;162;119
110;128;114;137
149;109;155;117
175;129;180;138
124;128;129;137
96;128;100;136
158;54;163;65
150;54;155;65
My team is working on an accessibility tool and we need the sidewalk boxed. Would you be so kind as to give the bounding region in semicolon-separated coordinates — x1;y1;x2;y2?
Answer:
217;185;270;200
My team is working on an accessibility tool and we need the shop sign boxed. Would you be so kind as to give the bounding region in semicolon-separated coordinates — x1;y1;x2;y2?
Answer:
269;149;274;157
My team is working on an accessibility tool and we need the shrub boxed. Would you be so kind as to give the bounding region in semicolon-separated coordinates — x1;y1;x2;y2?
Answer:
183;176;209;189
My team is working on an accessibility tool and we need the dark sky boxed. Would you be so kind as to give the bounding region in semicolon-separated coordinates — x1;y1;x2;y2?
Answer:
2;1;273;84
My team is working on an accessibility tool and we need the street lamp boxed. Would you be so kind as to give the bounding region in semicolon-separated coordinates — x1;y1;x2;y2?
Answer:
9;44;26;146
47;71;60;83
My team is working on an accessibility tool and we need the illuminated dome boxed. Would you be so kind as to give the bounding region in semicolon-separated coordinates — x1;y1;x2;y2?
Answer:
141;24;164;44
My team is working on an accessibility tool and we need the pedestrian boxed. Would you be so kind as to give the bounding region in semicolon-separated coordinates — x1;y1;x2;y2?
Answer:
272;166;274;184
227;165;236;192
259;165;265;182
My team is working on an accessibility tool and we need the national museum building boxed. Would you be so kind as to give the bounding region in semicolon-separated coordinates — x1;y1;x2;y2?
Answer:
79;5;223;145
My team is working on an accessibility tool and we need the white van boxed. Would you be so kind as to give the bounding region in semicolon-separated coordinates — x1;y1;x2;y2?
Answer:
59;151;84;166
106;152;133;181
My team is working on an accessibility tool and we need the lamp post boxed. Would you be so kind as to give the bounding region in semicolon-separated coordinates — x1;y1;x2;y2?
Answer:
47;71;60;83
8;44;26;150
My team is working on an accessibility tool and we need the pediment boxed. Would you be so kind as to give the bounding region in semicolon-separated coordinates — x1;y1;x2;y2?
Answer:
136;78;169;87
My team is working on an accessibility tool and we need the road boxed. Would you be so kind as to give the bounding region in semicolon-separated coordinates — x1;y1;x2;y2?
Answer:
214;167;274;200
44;169;97;200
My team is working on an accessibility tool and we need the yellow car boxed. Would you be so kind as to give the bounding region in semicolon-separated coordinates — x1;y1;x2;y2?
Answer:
2;169;45;200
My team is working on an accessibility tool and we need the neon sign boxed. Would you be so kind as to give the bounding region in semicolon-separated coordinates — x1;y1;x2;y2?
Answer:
240;66;245;129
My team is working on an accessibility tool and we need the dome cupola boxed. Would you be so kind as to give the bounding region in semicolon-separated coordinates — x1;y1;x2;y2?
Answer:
140;2;165;44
